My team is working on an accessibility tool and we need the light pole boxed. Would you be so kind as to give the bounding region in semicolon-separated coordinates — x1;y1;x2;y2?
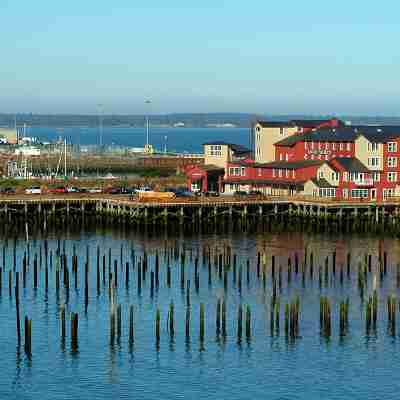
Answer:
97;103;104;149
145;100;151;146
164;135;168;154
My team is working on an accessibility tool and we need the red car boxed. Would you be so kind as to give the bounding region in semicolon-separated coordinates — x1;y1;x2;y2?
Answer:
49;186;67;194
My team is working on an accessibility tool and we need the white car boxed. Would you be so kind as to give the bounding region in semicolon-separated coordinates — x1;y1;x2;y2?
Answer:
25;187;41;195
87;187;102;193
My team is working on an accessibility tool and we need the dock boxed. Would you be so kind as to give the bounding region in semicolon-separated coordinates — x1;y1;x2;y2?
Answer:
0;194;399;230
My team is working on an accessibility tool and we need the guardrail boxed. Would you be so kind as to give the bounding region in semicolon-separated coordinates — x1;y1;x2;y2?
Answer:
1;193;400;207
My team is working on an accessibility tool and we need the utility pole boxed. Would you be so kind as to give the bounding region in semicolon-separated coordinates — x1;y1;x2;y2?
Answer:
145;100;151;146
64;138;67;179
97;104;104;148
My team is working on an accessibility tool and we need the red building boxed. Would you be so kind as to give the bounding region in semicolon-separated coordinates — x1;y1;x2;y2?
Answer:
185;120;400;202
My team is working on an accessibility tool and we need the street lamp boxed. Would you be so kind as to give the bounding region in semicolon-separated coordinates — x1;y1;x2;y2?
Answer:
97;103;104;149
145;99;151;146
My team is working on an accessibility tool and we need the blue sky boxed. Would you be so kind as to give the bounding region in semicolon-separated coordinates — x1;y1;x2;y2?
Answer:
1;1;399;115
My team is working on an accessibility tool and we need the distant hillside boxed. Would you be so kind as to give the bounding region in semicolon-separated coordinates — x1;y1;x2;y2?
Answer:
0;113;399;128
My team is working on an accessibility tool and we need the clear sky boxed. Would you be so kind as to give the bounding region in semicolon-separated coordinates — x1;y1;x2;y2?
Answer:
1;0;399;115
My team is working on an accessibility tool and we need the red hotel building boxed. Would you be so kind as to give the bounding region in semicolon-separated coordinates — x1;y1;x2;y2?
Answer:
185;119;400;202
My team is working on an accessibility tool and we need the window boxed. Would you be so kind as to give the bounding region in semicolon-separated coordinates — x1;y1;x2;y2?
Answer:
331;172;339;181
387;172;398;182
383;188;395;199
292;170;296;178
388;142;397;152
258;168;262;177
388;157;397;168
372;172;380;182
280;127;286;136
286;169;289;178
280;153;283;161
343;172;348;182
304;142;308;149
311;141;314;149
351;189;369;198
209;145;222;156
346;143;351;151
339;143;343;151
318;170;324;179
368;157;380;167
278;169;283;177
229;167;245;176
368;142;379;152
285;154;289;161
332;143;336;150
319;188;336;198
272;169;276;177
342;189;349;199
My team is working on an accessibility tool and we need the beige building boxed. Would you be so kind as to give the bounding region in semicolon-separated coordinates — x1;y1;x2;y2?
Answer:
0;128;18;144
354;134;383;171
254;121;299;163
203;142;250;171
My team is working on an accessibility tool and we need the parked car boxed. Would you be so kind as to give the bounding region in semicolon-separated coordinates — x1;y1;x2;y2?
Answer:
234;190;248;196
0;187;16;195
66;186;81;193
87;187;102;193
203;191;220;197
175;189;195;198
136;186;152;193
248;190;262;196
25;187;41;195
49;186;67;194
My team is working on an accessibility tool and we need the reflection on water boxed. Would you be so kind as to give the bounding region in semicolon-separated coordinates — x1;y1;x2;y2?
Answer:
2;228;400;399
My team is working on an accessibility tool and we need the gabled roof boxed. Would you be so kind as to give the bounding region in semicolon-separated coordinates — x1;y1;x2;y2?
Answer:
331;157;369;173
202;141;250;154
291;119;342;128
257;118;342;129
256;121;293;128
275;127;358;147
256;160;325;169
354;126;400;143
309;178;336;188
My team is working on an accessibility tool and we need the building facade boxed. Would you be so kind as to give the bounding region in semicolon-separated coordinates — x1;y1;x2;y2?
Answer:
185;120;400;202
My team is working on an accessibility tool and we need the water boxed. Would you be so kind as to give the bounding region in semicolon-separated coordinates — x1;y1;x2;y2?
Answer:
2;228;400;399
29;127;251;153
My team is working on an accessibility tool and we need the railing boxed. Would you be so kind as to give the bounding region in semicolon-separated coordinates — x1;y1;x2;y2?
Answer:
354;178;374;186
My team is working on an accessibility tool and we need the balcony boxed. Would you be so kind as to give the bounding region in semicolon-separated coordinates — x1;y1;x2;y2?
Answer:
354;178;374;186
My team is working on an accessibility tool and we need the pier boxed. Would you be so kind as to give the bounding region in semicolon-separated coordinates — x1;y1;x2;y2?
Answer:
1;194;400;233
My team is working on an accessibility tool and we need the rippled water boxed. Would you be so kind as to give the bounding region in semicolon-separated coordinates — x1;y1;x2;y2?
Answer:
2;228;400;400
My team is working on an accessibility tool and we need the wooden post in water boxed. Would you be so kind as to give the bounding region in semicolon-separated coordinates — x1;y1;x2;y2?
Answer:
199;303;205;345
155;308;161;347
9;270;12;297
221;298;227;338
24;316;32;357
185;305;190;341
237;304;243;343
245;305;251;341
61;305;66;342
129;305;134;345
71;312;79;351
169;301;175;340
117;304;122;341
15;272;21;344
